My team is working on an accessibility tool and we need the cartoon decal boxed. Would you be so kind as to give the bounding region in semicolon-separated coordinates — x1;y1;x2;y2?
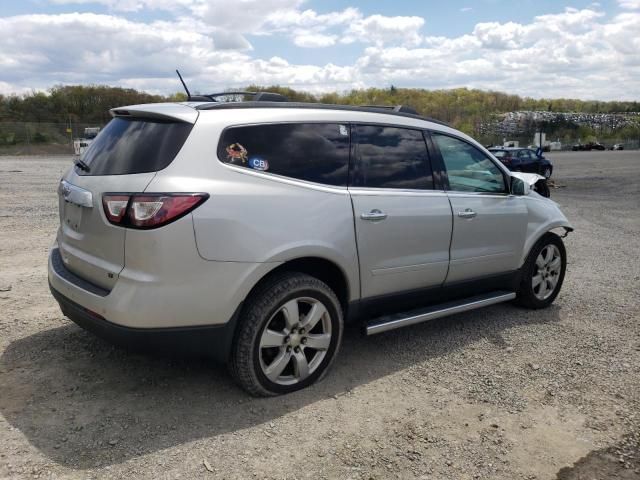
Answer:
249;157;269;171
339;125;349;136
226;143;248;164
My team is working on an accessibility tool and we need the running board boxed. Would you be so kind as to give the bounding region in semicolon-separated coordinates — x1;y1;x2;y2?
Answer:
365;290;516;335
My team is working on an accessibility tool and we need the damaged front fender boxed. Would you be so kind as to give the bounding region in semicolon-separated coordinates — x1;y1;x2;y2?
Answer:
510;171;546;188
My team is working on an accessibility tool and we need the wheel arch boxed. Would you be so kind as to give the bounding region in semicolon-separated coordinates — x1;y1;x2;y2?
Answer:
519;223;572;269
245;256;352;314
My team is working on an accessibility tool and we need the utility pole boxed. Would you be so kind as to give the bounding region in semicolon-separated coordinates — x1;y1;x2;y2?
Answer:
67;115;73;154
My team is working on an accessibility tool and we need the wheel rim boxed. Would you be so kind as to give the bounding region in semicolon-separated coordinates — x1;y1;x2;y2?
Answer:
544;168;551;178
258;297;332;386
532;244;562;300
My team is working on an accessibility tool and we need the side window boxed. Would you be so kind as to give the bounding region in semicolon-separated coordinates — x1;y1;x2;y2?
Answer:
351;125;433;189
432;133;506;193
217;123;350;186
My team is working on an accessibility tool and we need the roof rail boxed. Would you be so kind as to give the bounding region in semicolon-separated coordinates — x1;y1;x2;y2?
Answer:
195;101;450;127
360;104;419;115
189;91;288;103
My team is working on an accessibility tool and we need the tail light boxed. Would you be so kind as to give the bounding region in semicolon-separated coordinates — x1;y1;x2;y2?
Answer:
501;155;512;166
102;193;208;229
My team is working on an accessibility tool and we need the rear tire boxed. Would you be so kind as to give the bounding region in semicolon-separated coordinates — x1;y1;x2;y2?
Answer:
515;233;566;309
230;272;343;396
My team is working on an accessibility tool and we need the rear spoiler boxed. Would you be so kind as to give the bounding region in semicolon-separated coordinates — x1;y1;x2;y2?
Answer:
110;103;198;124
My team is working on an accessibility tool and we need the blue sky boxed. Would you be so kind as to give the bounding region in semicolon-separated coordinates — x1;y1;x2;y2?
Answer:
0;0;639;99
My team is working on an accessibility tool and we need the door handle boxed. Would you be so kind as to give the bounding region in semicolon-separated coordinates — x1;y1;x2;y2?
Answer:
361;209;388;221
458;209;477;219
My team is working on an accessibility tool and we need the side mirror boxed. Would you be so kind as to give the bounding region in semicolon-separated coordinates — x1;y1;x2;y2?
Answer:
510;176;530;196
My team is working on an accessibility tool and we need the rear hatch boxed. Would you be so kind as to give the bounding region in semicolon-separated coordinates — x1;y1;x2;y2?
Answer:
57;105;196;291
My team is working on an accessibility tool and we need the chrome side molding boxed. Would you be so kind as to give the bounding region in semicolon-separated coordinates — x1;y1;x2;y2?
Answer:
59;180;93;208
366;291;516;335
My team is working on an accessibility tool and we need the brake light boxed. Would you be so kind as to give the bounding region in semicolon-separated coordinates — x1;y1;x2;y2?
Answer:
103;195;129;223
502;155;512;165
102;193;208;229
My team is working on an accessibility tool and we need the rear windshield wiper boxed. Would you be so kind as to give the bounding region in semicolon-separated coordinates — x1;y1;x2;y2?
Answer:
74;159;91;172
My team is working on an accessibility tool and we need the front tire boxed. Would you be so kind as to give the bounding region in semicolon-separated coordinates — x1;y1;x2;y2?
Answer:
230;272;343;396
533;179;551;198
515;233;566;309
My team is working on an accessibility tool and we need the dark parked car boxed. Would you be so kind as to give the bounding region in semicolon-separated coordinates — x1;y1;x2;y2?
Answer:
572;142;605;151
488;147;553;179
611;144;624;151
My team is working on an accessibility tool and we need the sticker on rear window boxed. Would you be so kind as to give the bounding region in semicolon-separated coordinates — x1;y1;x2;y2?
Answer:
339;125;348;136
248;157;269;171
226;143;248;164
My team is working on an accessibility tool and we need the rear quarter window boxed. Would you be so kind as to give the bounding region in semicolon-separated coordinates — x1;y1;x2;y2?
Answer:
78;117;193;176
217;123;350;186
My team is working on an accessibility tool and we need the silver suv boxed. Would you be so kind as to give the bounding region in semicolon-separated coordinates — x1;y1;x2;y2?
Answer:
48;97;573;396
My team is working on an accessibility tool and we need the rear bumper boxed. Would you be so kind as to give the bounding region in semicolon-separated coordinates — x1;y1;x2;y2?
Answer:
48;238;278;329
50;282;239;362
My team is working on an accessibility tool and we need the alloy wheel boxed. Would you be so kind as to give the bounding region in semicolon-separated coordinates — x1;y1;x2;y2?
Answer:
532;244;562;300
258;297;332;386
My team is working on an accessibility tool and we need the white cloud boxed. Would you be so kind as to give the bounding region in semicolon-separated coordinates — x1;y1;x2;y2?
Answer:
47;1;425;49
49;0;195;12
192;0;304;31
0;13;221;85
1;5;639;100
473;21;525;49
618;0;640;9
261;7;424;48
342;14;424;47
357;8;640;99
292;33;337;48
264;6;361;31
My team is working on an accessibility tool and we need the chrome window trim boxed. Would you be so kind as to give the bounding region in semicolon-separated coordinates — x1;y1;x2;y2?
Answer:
446;191;515;199
219;162;350;195
348;187;447;197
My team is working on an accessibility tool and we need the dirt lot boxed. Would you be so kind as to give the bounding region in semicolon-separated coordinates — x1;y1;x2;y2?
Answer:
0;151;639;479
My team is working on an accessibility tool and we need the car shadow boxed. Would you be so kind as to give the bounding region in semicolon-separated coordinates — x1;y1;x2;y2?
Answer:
0;303;561;469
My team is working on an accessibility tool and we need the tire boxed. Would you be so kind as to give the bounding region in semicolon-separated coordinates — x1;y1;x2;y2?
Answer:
515;233;566;309
230;272;343;396
534;179;550;198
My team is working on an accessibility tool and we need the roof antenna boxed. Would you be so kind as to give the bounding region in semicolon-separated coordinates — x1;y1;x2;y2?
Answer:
176;69;191;101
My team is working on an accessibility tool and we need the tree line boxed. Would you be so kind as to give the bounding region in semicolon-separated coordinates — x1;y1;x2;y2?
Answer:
1;84;638;145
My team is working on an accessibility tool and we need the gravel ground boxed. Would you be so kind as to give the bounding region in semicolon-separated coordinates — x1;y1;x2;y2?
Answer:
0;151;638;480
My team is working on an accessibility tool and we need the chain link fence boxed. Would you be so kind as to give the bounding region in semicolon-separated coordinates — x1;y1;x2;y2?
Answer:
0;122;104;155
478;133;640;151
1;120;638;155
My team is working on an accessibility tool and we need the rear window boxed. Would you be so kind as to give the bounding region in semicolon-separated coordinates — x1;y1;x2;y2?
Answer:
217;123;350;186
78;117;193;176
491;150;509;158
